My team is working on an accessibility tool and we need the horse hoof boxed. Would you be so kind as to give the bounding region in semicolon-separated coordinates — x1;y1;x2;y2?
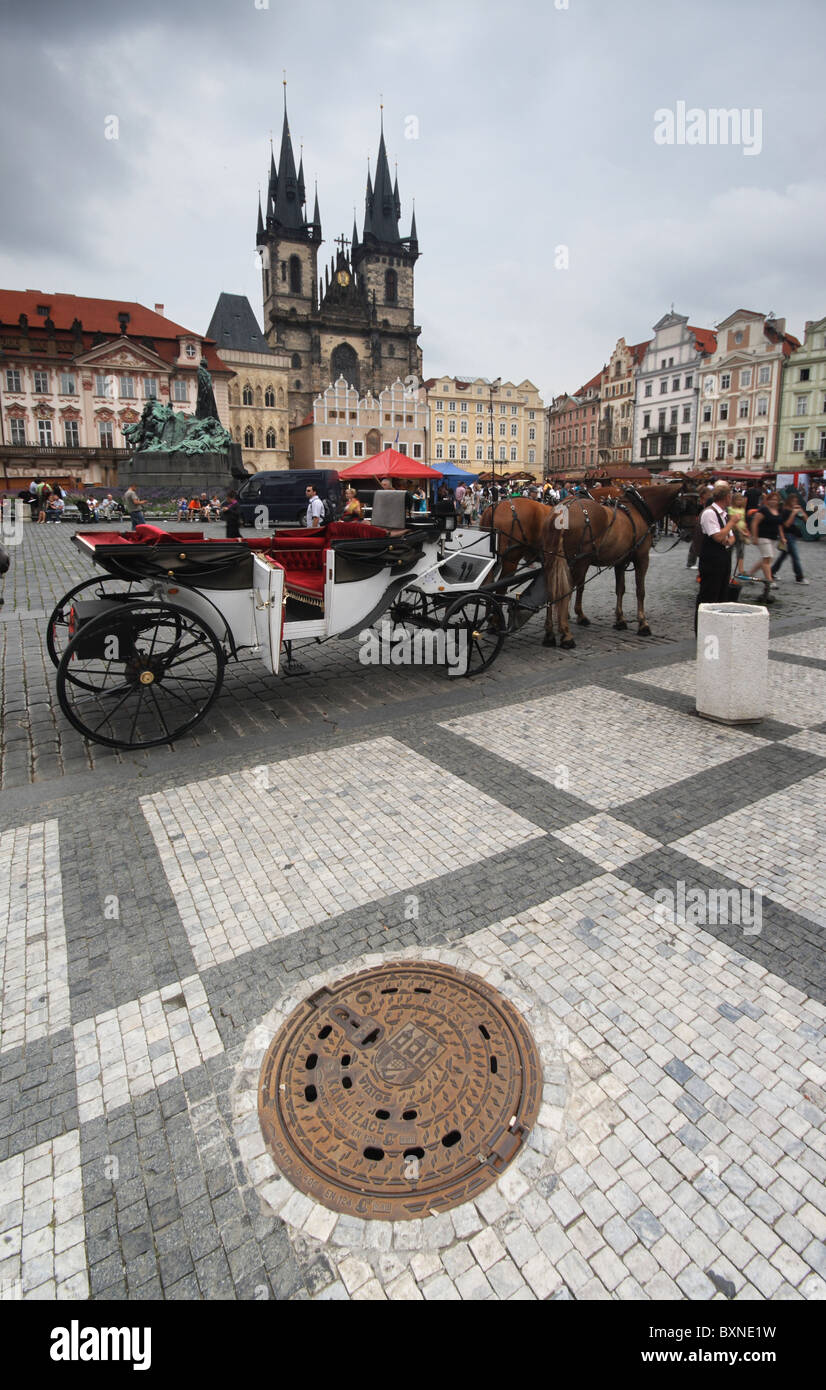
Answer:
576;616;591;627
542;634;556;648
560;637;576;650
613;621;628;631
639;625;652;637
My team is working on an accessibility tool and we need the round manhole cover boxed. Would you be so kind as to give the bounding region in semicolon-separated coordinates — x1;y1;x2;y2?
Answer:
258;961;542;1220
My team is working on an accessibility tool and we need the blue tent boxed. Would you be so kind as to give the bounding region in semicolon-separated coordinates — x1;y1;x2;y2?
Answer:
439;465;478;487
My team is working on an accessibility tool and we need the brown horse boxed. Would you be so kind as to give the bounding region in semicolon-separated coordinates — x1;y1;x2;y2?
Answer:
480;499;548;578
540;483;685;648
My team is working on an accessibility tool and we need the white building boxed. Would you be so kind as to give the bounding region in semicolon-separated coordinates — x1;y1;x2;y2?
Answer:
632;312;716;470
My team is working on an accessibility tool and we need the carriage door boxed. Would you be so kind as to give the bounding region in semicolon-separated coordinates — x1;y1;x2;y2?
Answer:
252;555;285;675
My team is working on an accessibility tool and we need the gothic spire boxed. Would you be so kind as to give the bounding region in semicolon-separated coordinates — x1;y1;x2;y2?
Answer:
272;103;304;230
363;164;374;239
409;205;418;246
311;183;322;240
257;193;264;237
367;124;401;243
297;149;306;209
393;166;401;220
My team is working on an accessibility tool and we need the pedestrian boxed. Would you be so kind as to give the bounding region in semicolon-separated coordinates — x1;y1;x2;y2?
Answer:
305;482;325;529
686;486;712;568
747;490;785;590
221;490;241;539
772;492;810;585
695;482;737;635
123;482;146;529
177;495;189;522
341;486;364;521
36;479;51;523
0;539;9;609
728;490;749;579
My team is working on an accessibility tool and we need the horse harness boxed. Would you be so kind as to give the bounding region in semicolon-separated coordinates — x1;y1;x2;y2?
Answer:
572;486;655;569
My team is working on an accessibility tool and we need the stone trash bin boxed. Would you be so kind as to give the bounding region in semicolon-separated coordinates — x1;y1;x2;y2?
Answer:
696;602;769;724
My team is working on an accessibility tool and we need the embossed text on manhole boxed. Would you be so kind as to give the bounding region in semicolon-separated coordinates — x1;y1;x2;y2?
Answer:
258;961;542;1219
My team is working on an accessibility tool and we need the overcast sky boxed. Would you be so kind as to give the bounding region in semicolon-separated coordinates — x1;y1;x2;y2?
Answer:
1;0;823;400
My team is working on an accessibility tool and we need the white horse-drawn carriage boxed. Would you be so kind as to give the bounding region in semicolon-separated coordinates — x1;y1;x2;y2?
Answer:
47;490;546;750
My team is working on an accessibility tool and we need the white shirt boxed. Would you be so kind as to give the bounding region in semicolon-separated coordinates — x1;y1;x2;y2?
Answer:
306;495;325;527
700;503;728;537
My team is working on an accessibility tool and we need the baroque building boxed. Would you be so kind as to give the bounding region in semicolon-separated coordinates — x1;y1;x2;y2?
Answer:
424;377;544;473
290;376;428;470
0;290;231;489
597;338;649;468
207;292;290;472
632;312;716;470
695;310;799;469
774;315;826;474
256;99;422;429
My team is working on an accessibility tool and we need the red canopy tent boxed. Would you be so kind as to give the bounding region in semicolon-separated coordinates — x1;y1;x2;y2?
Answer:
338;447;443;481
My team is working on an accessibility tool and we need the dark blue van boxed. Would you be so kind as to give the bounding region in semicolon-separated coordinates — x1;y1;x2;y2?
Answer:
237;470;342;527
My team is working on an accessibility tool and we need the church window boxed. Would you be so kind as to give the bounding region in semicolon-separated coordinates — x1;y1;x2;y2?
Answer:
388;344;395;355
278;387;285;407
266;428;276;449
291;353;301;369
289;256;302;294
242;384;253;405
294;379;301;389
281;262;287;281
244;427;254;447
265;386;275;407
330;343;359;389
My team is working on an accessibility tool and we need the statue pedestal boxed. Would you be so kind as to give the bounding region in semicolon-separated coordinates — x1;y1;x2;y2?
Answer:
120;451;236;492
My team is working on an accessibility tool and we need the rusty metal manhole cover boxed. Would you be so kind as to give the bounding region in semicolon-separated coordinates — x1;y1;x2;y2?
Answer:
258;961;542;1220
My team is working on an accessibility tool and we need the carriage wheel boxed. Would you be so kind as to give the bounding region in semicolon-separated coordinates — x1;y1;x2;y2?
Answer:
47;577;153;679
56;599;225;750
442;593;506;676
390;587;430;626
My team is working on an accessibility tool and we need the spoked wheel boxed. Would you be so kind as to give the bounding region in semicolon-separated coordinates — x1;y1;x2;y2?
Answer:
442;593;506;676
390;587;431;626
56;599;225;749
47;577;153;681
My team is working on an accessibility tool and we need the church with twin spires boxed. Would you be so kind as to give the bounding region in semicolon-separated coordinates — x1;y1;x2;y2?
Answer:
255;96;422;426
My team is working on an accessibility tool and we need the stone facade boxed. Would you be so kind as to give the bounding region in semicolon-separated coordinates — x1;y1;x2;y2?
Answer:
0;290;231;488
290;376;428;470
632;312;715;471
775;314;826;473
597;339;649;468
257;104;421;429
425;377;544;474
695;309;799;470
546;374;601;477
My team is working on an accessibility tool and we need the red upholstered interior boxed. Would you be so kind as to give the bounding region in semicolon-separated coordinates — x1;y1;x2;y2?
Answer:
132;524;202;544
325;522;388;541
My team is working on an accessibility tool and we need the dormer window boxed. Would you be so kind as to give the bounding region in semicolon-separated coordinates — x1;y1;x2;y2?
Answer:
185;343;197;359
37;304;50;317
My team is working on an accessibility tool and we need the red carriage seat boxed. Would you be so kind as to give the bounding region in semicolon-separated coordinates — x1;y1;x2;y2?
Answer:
131;524;202;544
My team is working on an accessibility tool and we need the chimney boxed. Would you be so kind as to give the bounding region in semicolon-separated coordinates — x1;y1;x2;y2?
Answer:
154;303;164;316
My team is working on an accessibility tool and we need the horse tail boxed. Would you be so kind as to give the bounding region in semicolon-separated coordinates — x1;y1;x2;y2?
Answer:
542;514;573;614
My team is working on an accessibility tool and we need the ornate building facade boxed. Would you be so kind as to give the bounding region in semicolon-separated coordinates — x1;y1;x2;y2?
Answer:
597;338;649;467
255;100;422;428
424;377;544;473
773;315;825;473
0;290;231;488
207;293;290;472
290;376;428;470
694;310;798;469
632;312;716;470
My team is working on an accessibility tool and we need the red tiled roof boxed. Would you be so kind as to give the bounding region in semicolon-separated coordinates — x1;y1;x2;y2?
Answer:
577;370;603;394
687;325;717;354
628;340;650;364
0;289;229;374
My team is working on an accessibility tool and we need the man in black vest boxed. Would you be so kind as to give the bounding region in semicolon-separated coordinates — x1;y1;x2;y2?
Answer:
695;482;737;635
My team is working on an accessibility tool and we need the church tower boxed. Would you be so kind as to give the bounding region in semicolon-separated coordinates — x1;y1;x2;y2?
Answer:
257;90;321;423
256;100;421;427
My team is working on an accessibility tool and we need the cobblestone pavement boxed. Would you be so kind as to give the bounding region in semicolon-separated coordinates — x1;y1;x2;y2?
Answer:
0;521;825;1301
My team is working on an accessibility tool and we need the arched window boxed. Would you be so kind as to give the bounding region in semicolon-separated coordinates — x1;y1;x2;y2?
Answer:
294;379;301;389
290;354;301;371
264;386;275;408
266;428;276;449
289;255;302;294
242;384;253;406
244;426;254;447
277;387;285;407
385;269;397;304
330;342;359;390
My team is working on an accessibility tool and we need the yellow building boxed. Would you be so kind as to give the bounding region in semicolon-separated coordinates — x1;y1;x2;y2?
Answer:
424;376;545;474
207;293;291;472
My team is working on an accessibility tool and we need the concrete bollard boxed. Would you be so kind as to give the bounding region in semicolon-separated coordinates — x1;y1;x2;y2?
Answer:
696;602;769;723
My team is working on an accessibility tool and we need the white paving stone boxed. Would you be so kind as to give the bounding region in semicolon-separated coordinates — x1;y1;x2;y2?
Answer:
72;975;223;1122
769;626;826;661
142;737;544;969
551;813;662;870
0;1131;86;1300
0;820;69;1053
440;686;766;809
672;772;826;930
628;655;826;728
